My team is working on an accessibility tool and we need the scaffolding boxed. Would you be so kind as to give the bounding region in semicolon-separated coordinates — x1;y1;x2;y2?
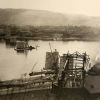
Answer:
58;51;90;88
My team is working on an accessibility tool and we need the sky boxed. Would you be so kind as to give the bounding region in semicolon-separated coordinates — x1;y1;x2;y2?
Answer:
0;0;100;16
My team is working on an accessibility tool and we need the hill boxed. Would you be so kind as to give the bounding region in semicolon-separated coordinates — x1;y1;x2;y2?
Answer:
0;9;100;26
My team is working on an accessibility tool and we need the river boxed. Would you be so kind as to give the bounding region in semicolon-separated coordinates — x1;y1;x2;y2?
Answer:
0;40;100;81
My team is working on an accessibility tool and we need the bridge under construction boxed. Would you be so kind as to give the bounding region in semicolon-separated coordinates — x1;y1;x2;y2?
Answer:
0;50;100;100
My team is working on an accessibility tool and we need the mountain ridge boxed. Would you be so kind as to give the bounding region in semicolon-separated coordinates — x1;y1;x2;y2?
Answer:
0;9;100;26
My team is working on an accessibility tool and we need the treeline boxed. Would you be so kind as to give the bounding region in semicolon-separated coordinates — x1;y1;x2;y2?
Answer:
0;25;100;41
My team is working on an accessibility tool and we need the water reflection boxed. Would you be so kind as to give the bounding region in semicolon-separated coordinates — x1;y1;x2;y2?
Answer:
5;38;16;47
0;40;100;81
15;50;29;56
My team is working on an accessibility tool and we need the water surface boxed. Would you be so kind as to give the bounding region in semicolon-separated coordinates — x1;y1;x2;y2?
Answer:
0;40;100;80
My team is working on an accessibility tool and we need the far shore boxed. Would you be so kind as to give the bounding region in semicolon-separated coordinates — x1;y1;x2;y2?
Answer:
0;36;99;41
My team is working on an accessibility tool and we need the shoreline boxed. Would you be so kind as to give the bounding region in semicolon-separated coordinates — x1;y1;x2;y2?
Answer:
0;36;100;42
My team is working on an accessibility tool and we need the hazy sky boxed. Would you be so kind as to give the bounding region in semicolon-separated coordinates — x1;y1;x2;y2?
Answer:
0;0;100;16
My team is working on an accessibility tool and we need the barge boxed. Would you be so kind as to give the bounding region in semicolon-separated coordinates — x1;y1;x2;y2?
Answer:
14;41;35;51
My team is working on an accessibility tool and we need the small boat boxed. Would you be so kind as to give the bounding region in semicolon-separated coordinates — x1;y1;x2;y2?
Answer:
14;41;35;51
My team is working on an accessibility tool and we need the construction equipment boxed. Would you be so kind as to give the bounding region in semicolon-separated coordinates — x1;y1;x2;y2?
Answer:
58;52;90;88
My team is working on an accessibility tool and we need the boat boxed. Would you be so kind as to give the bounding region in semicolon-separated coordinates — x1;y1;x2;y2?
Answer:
0;50;100;100
14;41;35;51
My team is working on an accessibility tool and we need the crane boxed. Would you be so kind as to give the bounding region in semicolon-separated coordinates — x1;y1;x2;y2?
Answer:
29;62;37;76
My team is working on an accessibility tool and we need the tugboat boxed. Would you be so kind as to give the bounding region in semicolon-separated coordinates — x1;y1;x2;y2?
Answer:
14;41;35;51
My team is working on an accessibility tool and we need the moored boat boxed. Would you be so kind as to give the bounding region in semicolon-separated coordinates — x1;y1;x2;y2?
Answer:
14;41;35;51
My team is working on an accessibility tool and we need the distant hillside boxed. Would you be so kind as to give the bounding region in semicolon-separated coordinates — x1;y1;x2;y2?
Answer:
0;9;100;26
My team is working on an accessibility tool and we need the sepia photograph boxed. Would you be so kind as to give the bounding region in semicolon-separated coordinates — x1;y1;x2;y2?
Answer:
0;0;100;100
